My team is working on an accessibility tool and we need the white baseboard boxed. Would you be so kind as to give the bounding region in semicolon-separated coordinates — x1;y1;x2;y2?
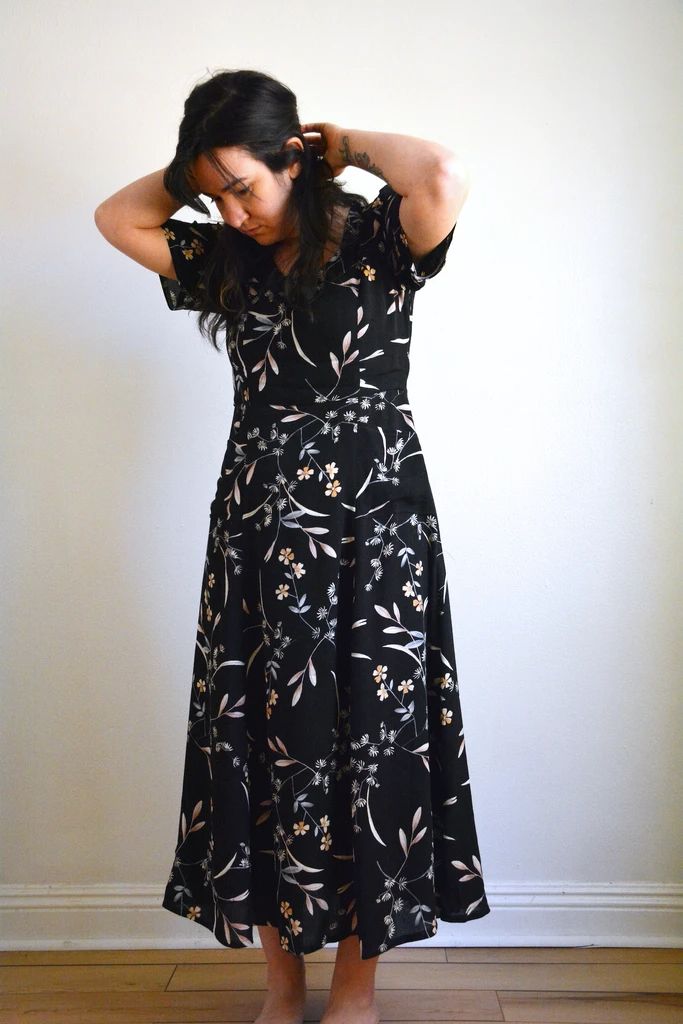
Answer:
1;882;682;949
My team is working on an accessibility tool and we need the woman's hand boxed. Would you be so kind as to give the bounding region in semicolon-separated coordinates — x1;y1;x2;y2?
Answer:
300;121;348;177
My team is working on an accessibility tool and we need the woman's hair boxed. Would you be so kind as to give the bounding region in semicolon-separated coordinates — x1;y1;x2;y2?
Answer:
163;68;366;351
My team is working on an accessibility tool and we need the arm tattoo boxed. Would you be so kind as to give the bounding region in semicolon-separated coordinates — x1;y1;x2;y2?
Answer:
338;134;386;180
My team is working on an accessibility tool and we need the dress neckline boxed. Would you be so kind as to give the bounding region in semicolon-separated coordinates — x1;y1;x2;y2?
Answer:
268;202;356;281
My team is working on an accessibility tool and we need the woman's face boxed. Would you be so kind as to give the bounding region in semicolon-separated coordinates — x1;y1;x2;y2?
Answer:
189;142;303;245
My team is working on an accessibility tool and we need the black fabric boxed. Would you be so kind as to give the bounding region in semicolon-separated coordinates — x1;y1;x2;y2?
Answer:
160;184;491;960
158;219;223;311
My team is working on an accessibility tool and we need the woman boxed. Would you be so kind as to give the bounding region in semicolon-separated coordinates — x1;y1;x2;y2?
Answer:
95;68;490;1024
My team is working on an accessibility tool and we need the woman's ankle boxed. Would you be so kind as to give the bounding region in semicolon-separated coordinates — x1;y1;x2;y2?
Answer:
266;961;306;993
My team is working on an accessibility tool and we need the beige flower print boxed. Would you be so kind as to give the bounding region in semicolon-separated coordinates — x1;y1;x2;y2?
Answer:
265;688;278;719
276;583;290;600
160;224;206;260
297;464;314;480
373;664;388;684
324;461;342;497
183;238;206;260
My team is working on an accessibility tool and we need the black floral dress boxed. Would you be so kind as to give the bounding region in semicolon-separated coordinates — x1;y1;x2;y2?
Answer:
158;183;491;960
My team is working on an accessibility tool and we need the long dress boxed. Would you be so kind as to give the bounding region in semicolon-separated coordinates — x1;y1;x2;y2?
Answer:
157;183;491;960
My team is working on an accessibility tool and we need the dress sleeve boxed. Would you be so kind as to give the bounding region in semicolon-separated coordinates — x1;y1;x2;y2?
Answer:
158;218;223;311
368;183;456;291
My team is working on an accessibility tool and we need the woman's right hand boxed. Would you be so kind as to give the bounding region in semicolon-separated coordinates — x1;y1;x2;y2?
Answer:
300;121;348;177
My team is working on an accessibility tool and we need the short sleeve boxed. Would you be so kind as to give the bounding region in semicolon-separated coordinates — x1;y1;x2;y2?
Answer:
158;218;223;311
368;183;456;291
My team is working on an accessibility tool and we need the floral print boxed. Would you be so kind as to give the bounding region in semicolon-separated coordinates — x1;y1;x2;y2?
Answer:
157;183;490;960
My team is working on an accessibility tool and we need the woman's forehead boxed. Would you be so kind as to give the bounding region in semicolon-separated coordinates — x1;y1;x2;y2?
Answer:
192;148;257;190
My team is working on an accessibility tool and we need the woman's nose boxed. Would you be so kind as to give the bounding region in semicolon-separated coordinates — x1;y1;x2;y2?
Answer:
215;197;248;230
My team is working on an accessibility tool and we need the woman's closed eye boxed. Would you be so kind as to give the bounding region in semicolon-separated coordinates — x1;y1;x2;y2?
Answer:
210;187;251;201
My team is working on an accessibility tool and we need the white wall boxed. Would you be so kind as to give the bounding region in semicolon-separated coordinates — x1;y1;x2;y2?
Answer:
2;0;681;948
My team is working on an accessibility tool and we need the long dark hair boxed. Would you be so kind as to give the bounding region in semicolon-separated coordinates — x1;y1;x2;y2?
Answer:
163;68;367;352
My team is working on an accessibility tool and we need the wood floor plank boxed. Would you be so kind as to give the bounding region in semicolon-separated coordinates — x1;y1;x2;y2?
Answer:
0;964;175;994
0;986;502;1022
0;945;447;966
444;947;683;964
499;989;683;1022
165;961;683;993
1;987;682;1022
1;946;679;966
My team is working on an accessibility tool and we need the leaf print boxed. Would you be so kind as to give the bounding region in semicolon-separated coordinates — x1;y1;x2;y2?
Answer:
365;787;387;847
399;827;408;857
287;493;332;518
290;315;318;366
212;852;239;880
356;464;374;499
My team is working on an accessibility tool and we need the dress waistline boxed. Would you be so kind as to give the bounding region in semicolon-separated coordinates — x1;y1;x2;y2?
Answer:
232;371;411;413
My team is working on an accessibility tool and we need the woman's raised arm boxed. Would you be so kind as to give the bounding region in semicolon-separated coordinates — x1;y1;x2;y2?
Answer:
94;167;184;280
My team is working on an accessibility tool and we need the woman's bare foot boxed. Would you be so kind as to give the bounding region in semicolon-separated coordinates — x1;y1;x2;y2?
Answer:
254;983;307;1024
320;998;380;1024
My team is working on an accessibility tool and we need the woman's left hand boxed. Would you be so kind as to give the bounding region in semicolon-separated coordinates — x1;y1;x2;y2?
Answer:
300;121;348;177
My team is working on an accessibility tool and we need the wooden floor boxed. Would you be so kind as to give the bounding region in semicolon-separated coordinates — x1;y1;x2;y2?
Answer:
0;946;681;1023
